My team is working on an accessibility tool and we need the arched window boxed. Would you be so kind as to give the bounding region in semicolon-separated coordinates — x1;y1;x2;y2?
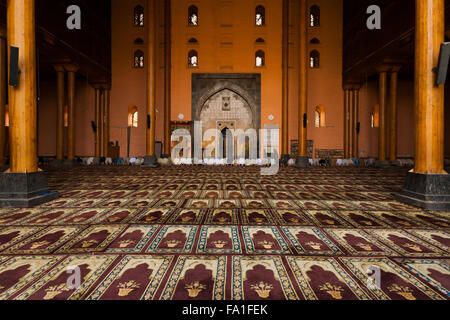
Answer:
134;38;144;45
315;105;326;128
310;5;320;27
255;50;265;67
310;50;320;68
255;5;265;26
371;104;379;128
134;50;144;68
128;106;138;128
188;37;198;44
255;38;265;44
188;6;198;26
310;37;320;44
188;50;198;67
134;5;144;27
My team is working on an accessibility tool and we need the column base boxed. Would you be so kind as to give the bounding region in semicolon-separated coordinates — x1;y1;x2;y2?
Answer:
395;172;450;211
160;154;171;159
0;171;59;207
295;156;310;169
280;154;290;166
142;155;160;168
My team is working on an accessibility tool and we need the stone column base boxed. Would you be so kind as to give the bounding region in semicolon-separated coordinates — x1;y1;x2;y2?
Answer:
142;155;160;168
0;171;59;207
295;156;309;169
395;172;450;211
280;154;290;166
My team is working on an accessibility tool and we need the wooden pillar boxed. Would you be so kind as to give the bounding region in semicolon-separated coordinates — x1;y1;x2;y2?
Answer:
163;0;171;156
343;86;351;158
389;67;400;162
281;0;289;157
378;71;388;161
146;0;157;160
7;0;38;173
296;0;308;164
0;27;6;167
414;0;445;174
102;87;110;158
54;65;65;161
352;86;360;158
94;87;102;158
65;65;78;161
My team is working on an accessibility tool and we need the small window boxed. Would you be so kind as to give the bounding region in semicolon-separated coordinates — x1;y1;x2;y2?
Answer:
310;38;320;44
134;38;144;45
255;50;265;67
315;105;326;128
255;38;265;44
188;50;198;67
255;5;265;26
134;5;144;27
134;50;144;68
371;104;380;128
188;38;198;44
310;50;320;68
128;106;138;128
310;5;320;27
188;6;199;26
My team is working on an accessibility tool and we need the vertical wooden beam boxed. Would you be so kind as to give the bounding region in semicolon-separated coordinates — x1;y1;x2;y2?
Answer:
146;0;156;159
94;87;102;158
297;0;308;161
54;65;65;161
343;86;351;158
7;0;38;173
65;65;78;161
0;27;6;167
102;87;110;157
163;0;171;156
414;0;445;174
378;71;387;161
281;0;289;157
352;86;360;158
389;67;400;162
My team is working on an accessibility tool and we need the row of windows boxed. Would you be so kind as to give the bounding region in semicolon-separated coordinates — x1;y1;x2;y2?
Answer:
133;4;321;27
133;49;320;68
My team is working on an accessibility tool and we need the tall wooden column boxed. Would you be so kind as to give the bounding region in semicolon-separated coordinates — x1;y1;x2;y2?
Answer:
378;71;388;162
396;0;449;211
281;0;289;159
296;0;309;168
1;0;58;207
414;0;445;174
351;86;360;158
0;27;6;167
54;65;65;161
102;87;110;158
343;87;351;158
65;65;78;161
389;67;400;162
144;0;158;166
94;87;102;158
163;0;171;157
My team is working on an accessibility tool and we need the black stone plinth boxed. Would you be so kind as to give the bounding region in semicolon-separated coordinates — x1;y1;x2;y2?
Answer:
280;154;290;166
50;159;78;169
295;156;310;169
142;155;160;168
395;172;450;211
161;154;170;159
0;171;59;207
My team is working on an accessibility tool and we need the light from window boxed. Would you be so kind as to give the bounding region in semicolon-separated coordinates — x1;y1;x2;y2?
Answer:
372;104;380;127
132;111;138;127
255;6;265;26
134;50;144;68
255;50;265;67
128;106;139;127
371;114;375;128
310;5;320;27
188;50;198;67
315;105;326;127
188;6;198;26
134;5;144;27
310;50;320;68
315;110;320;128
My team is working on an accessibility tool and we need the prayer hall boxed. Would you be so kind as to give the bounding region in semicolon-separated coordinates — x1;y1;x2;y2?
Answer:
0;0;448;302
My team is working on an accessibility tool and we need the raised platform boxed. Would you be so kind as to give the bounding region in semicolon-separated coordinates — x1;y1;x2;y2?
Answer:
0;171;59;207
396;172;450;211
